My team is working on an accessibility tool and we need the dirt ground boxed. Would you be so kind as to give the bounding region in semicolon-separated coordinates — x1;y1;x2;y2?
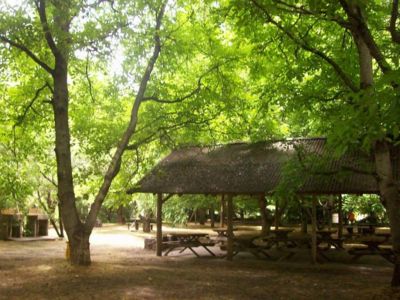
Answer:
0;224;399;300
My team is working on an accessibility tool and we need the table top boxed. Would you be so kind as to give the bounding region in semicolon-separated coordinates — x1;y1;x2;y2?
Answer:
213;228;238;232
166;232;209;238
270;228;294;233
317;229;337;234
375;232;391;237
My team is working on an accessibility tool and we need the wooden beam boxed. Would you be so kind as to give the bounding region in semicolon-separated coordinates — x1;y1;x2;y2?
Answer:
156;193;163;257
275;198;279;230
226;194;234;261
338;194;343;240
258;194;268;235
220;194;225;228
311;196;317;264
210;203;215;228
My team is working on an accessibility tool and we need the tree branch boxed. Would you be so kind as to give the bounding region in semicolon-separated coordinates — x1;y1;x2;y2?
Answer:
40;169;58;188
251;0;359;93
13;83;52;127
35;0;61;59
126;116;215;150
295;146;376;177
339;0;392;74
85;1;168;231
389;0;400;43
142;63;226;104
0;35;54;74
85;55;96;103
272;0;351;29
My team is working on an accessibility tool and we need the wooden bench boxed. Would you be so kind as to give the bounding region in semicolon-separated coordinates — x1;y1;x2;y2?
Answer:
348;239;394;264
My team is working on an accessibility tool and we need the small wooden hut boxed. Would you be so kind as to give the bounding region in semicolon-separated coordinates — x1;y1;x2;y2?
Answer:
26;208;49;237
0;209;23;240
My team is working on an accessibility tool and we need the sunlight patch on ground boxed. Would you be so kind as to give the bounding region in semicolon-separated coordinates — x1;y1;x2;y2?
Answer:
90;233;144;248
36;264;53;272
125;287;157;298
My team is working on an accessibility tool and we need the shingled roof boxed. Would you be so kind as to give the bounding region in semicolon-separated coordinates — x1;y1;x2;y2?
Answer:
128;138;400;195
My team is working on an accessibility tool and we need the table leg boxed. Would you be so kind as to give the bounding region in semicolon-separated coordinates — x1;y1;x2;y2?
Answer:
187;247;200;257
200;244;216;256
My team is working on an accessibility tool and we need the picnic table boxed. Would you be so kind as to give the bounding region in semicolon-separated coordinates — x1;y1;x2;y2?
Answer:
357;224;376;235
162;232;216;257
264;228;295;248
218;235;273;260
212;227;238;237
348;232;394;263
316;229;344;250
248;229;296;261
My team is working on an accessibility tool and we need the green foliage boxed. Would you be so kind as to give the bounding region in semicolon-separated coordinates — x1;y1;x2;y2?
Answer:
1;0;397;226
342;194;387;222
163;195;217;226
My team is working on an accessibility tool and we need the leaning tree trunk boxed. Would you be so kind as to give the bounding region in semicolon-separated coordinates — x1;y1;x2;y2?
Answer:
374;140;400;286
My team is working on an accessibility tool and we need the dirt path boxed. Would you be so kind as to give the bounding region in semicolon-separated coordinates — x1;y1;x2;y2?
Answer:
0;225;398;300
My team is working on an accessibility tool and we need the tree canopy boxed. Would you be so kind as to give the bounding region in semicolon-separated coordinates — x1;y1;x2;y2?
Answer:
1;0;400;286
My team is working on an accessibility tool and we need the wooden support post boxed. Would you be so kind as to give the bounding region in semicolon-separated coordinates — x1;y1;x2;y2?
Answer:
156;193;163;257
275;198;279;230
258;194;269;235
220;194;225;228
226;194;234;261
338;194;343;240
210;204;215;228
311;196;317;264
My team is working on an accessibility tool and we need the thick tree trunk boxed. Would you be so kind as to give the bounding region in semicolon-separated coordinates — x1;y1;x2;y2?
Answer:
53;61;85;264
374;140;400;286
345;2;400;286
69;229;91;265
142;217;152;233
117;206;125;224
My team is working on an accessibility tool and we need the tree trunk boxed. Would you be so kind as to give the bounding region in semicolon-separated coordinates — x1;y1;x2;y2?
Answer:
374;140;400;286
69;229;91;265
117;205;125;224
344;2;400;286
198;208;206;225
53;61;85;264
258;194;272;235
142;217;152;233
